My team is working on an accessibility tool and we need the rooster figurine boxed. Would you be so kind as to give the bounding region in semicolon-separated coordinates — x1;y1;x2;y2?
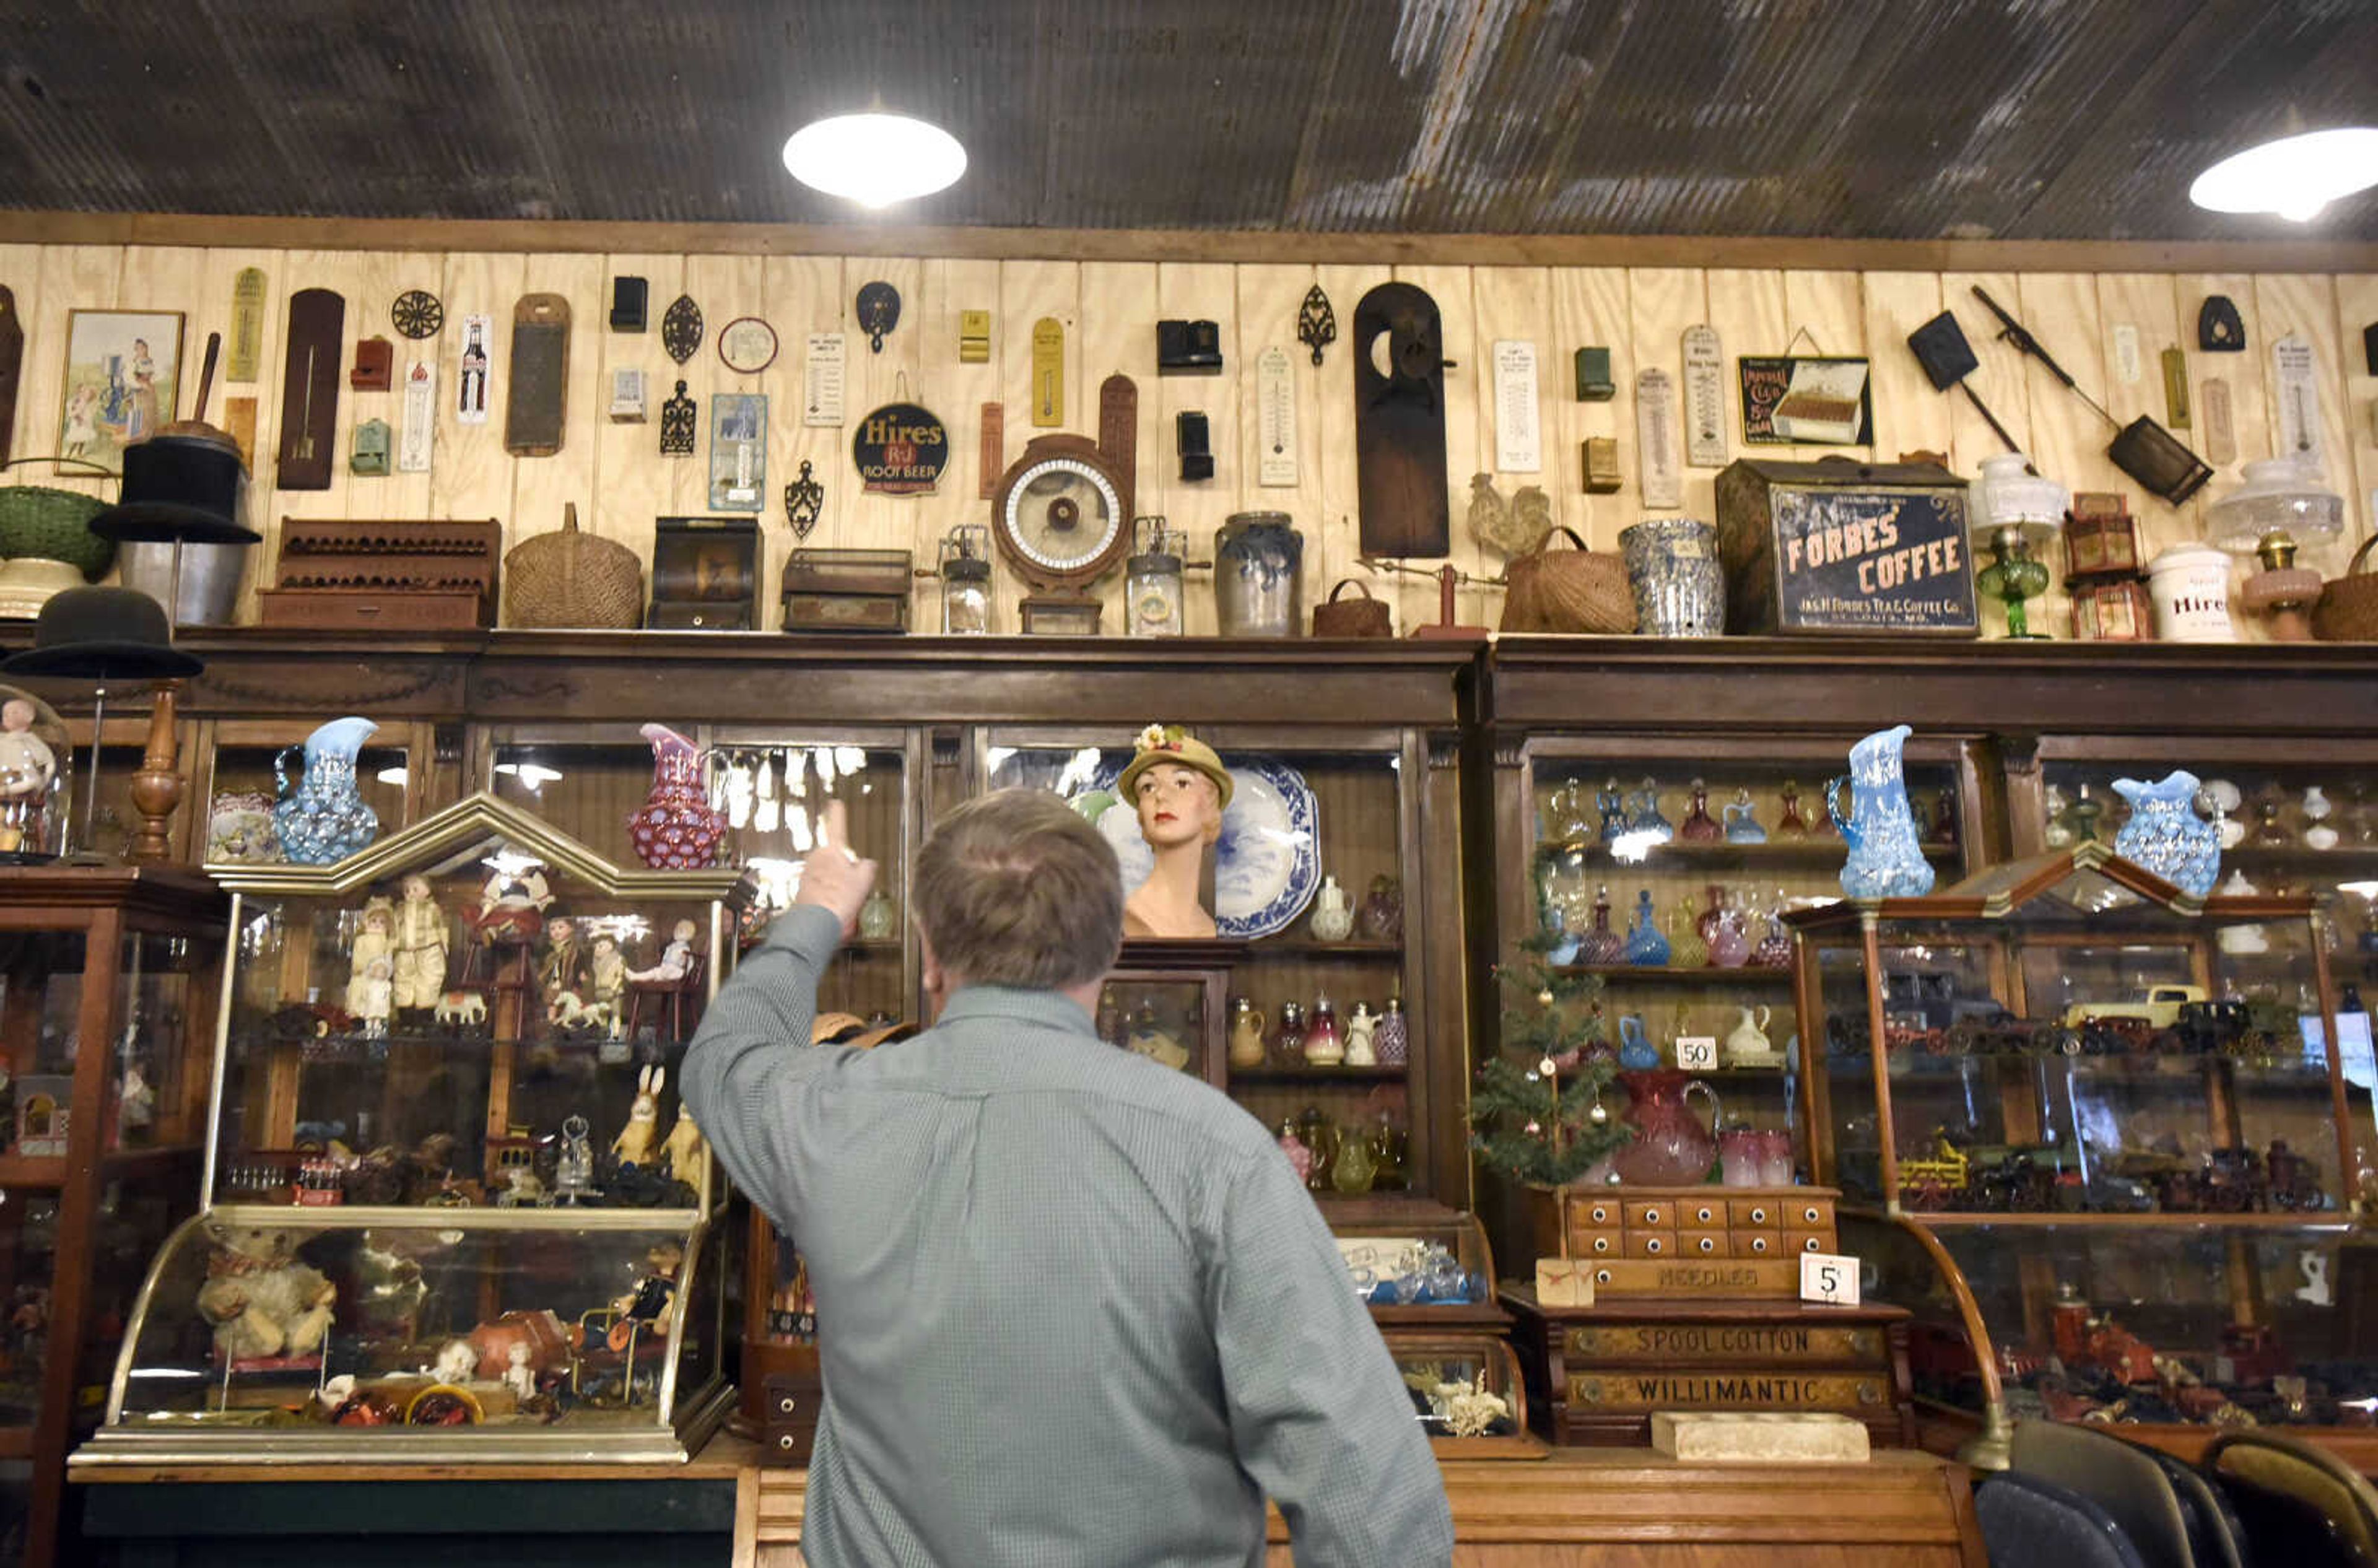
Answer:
1468;473;1548;559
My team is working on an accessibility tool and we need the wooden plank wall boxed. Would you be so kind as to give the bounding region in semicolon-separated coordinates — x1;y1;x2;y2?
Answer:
3;242;2373;638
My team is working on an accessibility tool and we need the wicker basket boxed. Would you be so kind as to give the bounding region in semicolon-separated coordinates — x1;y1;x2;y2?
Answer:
2314;535;2378;643
503;503;643;629
1499;526;1636;635
0;456;116;580
1312;578;1392;638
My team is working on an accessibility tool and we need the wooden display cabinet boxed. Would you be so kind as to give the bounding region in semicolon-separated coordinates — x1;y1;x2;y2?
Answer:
0;866;227;1567
1792;842;2359;1464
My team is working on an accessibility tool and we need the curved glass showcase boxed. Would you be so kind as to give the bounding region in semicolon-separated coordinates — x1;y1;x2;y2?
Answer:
1802;843;2372;1458
74;795;742;1465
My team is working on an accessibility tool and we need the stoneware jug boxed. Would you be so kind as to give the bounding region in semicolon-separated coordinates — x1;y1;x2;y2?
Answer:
1827;723;1936;899
2112;769;2221;897
272;716;379;866
1309;874;1356;941
627;723;726;870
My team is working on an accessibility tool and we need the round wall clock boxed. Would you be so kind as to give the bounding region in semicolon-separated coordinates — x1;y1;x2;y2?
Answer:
991;435;1130;591
718;316;779;375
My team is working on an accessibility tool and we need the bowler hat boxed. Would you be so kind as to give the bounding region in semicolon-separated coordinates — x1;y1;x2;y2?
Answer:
0;585;205;680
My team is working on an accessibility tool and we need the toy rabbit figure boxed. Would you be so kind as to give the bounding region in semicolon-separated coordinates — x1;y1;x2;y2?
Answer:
613;1066;663;1167
660;1102;708;1189
390;874;450;1013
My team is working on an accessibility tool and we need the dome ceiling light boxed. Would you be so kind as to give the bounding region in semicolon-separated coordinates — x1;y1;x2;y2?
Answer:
783;113;967;208
2189;126;2378;223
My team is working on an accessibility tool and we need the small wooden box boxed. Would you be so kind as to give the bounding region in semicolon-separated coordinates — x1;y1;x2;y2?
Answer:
1714;458;1976;636
759;1361;823;1467
258;518;502;630
1502;1286;1915;1450
1557;1185;1835;1296
649;515;762;630
781;548;912;635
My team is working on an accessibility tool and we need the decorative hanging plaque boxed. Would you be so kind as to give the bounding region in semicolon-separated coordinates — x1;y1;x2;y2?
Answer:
855;281;900;353
1298;284;1336;367
662;295;703;365
1682;325;1727;468
720;316;779;375
227;267;267;382
1635;368;1682;509
391;288;444;340
456;313;492;425
804;333;846;427
1492;339;1542;473
1738;356;1872;446
2272;334;2322;464
1032;317;1065;427
1257;346;1298;488
708;392;767;511
783;458;824;539
398;359;435;473
660;380;696;456
275;287;344;491
853;401;949;497
2161;346;2192;429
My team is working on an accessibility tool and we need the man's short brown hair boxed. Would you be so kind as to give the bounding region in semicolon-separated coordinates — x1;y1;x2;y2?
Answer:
913;789;1122;989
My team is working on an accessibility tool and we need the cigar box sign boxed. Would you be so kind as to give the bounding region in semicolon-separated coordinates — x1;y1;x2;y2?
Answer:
1738;355;1872;445
1714;457;1977;637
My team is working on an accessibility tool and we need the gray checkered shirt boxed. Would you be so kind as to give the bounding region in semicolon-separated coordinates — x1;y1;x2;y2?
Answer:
684;905;1455;1567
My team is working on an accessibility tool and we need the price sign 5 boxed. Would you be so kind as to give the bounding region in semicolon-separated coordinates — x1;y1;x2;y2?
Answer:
1799;1250;1861;1307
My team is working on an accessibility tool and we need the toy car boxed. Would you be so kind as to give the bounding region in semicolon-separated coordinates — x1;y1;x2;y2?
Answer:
2061;983;2207;1032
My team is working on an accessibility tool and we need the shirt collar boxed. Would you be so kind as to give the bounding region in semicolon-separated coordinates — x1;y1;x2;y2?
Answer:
934;984;1100;1038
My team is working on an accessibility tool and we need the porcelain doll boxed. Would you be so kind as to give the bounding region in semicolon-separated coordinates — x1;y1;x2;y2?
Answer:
1119;724;1234;939
536;916;589;1008
503;1341;536;1403
352;956;394;1034
390;874;450;1013
628;920;697;983
588;933;628;1011
0;700;56;804
346;897;394;1014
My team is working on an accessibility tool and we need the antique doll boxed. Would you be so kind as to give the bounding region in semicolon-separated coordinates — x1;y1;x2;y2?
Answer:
0;700;57;803
346;898;394;1014
606;1240;685;1351
352;956;394;1033
1118;724;1233;940
390;874;450;1014
588;933;627;1011
535;915;588;1006
627;919;697;983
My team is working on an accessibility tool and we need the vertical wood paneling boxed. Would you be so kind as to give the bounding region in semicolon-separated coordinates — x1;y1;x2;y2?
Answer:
1860;272;1949;464
1627;268;1710;522
594;252;684;555
2;235;2369;643
430;252;526;534
997;260;1081;634
1232;264;1326;612
1311;265;1397;624
1074;261;1154;632
2332;274;2378;554
1552;268;1633;552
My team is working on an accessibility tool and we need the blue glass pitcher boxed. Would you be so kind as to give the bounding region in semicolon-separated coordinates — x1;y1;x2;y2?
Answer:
1826;724;1935;899
272;715;380;865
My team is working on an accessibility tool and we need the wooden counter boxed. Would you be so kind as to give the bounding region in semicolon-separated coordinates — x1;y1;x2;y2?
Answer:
743;1449;1986;1567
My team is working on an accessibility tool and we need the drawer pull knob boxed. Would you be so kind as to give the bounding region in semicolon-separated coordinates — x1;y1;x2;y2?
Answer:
777;1434;797;1451
1593;1237;1611;1253
1749;1237;1769;1253
1696;1237;1715;1253
1642;1208;1662;1224
1695;1206;1714;1222
1803;1237;1821;1252
1749;1207;1768;1224
1803;1206;1822;1223
777;1396;798;1414
1645;1238;1663;1253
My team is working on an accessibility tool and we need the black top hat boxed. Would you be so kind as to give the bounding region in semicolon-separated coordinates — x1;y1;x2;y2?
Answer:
0;586;205;680
86;436;259;546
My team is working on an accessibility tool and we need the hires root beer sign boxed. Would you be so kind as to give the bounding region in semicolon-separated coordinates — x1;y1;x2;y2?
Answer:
853;401;949;497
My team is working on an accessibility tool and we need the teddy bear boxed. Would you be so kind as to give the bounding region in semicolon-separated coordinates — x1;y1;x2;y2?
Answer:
193;1222;336;1363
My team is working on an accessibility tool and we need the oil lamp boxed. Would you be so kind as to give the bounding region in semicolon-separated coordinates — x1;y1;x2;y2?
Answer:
1972;453;2065;640
2206;458;2344;641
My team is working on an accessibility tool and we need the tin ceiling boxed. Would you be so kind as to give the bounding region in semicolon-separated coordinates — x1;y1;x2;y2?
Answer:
0;0;2372;241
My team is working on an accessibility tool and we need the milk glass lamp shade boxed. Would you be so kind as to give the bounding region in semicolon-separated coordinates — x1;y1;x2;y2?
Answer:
2204;458;2344;554
2190;126;2378;222
1974;453;2069;532
782;114;966;207
0;683;72;863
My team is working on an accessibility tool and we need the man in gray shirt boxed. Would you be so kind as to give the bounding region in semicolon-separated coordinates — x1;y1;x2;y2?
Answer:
683;790;1454;1567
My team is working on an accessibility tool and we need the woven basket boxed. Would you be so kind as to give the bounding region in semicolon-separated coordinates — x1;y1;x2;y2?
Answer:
0;456;116;580
1499;526;1636;635
503;503;644;629
1311;578;1392;638
2314;535;2378;642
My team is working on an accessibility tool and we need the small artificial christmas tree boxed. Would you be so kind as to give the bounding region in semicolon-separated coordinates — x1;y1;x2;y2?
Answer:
1468;933;1631;1187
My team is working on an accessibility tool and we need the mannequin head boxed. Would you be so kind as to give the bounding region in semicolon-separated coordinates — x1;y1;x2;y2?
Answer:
1132;760;1224;851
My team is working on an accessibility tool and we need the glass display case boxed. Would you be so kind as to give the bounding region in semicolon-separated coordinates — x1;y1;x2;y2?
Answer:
1525;739;1980;1185
0;866;226;1567
1803;842;2370;1461
75;795;741;1466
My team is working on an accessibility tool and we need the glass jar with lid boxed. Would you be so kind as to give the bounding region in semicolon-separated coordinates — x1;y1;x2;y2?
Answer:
1125;517;1185;637
938;524;993;635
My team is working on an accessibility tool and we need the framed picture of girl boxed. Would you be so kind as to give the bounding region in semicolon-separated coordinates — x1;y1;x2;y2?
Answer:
55;310;183;471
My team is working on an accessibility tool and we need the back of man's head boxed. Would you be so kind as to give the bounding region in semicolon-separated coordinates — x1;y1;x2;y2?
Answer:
913;788;1123;990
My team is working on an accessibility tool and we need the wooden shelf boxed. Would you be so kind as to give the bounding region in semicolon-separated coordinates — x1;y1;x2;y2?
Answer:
100;1142;206;1180
2224;845;2378;875
1561;964;1795;985
0;1154;66;1189
1541;838;1958;867
1247;939;1405;960
1895;1209;2350;1229
1228;1063;1409;1084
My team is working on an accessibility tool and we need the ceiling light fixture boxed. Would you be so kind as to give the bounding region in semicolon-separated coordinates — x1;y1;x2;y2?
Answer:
783;113;966;208
2189;126;2378;223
